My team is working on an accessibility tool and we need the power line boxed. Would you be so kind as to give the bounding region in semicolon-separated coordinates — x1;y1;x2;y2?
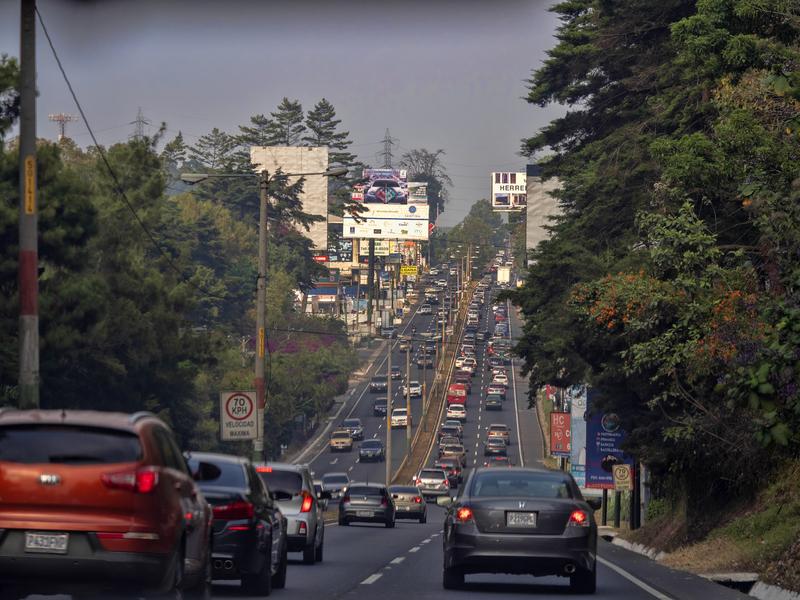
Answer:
35;7;228;301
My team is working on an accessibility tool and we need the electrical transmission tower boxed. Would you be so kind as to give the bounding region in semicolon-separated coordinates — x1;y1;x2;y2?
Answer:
129;107;150;141
379;128;397;168
48;113;78;141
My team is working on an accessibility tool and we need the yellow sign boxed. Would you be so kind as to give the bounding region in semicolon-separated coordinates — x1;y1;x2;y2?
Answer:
24;155;36;215
257;327;265;358
612;464;633;491
400;265;418;277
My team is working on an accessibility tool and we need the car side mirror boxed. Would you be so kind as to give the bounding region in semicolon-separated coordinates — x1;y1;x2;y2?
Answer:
436;496;454;507
192;461;221;482
586;498;602;511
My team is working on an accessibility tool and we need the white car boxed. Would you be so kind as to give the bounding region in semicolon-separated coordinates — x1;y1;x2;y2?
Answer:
492;373;509;386
429;268;439;276
461;357;477;373
419;304;432;315
446;404;467;421
455;356;467;369
436;279;447;288
402;381;422;398
391;408;410;428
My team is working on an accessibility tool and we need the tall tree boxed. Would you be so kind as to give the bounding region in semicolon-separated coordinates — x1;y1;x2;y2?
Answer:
160;131;187;179
265;98;305;146
188;127;237;170
0;54;19;140
303;98;356;166
399;148;452;217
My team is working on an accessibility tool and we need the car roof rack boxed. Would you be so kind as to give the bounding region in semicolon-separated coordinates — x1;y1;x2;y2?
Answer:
129;411;157;423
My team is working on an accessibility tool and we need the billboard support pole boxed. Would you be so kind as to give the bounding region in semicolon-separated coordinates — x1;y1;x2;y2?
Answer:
613;491;621;528
253;171;269;463
385;337;392;485
601;489;608;526
367;239;376;335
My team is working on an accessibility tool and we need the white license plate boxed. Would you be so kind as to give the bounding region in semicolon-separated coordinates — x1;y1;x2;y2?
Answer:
25;532;69;554
356;510;373;517
506;512;537;527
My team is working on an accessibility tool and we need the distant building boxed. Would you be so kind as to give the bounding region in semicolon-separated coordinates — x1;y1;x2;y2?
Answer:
525;164;562;253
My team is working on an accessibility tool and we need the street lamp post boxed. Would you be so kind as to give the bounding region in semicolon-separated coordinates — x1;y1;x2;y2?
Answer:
181;166;347;462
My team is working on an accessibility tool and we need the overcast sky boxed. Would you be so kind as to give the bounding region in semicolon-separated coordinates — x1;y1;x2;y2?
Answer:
0;0;563;227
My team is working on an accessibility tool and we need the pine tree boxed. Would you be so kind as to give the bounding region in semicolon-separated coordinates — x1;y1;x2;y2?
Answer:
303;98;356;166
265;98;306;146
188;127;237;170
161;131;187;177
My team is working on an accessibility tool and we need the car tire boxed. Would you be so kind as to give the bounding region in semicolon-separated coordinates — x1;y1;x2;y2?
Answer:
183;542;213;600
442;566;464;589
302;540;317;564
419;512;427;524
271;542;288;589
242;539;272;596
338;515;349;526
570;565;597;594
385;518;395;529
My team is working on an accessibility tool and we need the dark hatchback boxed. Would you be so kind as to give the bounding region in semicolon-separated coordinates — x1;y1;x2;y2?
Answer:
369;376;388;393
439;468;600;593
187;452;288;595
373;397;388;416
338;484;396;527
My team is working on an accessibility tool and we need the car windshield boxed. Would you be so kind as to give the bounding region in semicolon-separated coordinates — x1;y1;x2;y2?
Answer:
257;468;303;495
362;440;382;449
348;486;384;496
0;425;142;464
471;472;573;499
342;419;360;427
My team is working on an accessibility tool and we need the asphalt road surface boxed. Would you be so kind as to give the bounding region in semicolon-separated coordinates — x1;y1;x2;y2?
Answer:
26;277;749;600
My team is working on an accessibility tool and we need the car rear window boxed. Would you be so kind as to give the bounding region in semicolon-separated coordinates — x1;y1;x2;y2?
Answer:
390;486;419;494
362;440;382;448
348;486;384;496
323;474;349;484
471;472;573;499
342;419;361;427
187;457;246;488
0;425;142;464
257;468;303;495
421;469;446;479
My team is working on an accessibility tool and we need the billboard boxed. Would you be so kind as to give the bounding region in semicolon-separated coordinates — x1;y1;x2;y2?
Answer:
343;204;430;240
568;385;588;487
491;171;527;211
585;389;634;489
251;146;329;250
407;182;429;206
352;168;409;204
549;412;571;458
359;239;398;257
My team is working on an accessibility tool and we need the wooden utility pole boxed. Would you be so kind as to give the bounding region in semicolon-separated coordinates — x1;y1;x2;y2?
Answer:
405;341;411;457
385;337;393;485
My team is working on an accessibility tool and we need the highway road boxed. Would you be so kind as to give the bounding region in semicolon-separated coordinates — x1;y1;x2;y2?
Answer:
26;275;749;600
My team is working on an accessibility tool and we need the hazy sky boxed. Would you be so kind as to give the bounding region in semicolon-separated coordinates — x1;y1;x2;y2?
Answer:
0;0;563;227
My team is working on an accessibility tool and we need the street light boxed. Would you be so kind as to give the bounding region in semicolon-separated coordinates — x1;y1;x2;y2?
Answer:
182;165;348;461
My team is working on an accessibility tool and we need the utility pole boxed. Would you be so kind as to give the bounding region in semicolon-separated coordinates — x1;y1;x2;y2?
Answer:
367;240;376;335
18;0;39;409
380;128;396;168
421;344;427;415
385;337;393;485
253;172;269;462
405;339;411;457
130;107;150;141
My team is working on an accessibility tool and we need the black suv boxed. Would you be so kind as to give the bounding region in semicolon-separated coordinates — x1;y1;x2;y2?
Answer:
187;452;288;595
369;375;388;392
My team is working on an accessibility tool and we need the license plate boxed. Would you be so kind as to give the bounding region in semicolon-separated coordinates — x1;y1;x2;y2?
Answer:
356;510;373;517
506;512;537;527
25;532;69;554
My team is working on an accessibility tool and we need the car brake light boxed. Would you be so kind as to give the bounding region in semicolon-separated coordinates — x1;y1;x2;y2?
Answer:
342;494;350;503
415;478;422;485
300;491;314;513
568;510;590;527
414;496;422;504
213;501;254;521
256;466;272;473
443;479;450;488
101;467;159;494
456;506;473;522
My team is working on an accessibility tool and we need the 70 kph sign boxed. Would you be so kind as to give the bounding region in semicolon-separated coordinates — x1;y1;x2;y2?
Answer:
220;391;258;441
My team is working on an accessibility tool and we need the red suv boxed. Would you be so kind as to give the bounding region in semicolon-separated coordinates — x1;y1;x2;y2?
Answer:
0;409;213;598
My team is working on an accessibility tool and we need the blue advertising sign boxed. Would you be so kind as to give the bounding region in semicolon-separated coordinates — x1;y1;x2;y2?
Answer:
585;388;633;489
568;385;587;487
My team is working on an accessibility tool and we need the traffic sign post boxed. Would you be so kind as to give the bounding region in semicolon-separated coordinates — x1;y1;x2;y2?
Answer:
220;391;259;441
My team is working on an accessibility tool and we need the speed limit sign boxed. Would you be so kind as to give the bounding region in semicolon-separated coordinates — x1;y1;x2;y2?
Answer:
220;391;258;441
612;464;633;491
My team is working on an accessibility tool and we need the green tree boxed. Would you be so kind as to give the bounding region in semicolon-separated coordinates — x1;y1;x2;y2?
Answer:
0;54;19;139
399;148;452;218
188;127;237;170
265;97;305;146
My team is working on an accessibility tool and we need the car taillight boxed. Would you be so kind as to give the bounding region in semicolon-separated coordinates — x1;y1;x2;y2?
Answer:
213;501;254;521
414;496;423;504
456;506;473;523
415;478;422;485
101;467;159;494
442;479;450;488
568;510;590;527
300;491;314;513
342;494;351;503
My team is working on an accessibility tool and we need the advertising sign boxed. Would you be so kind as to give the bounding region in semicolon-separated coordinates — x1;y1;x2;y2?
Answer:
355;168;409;204
491;172;527;211
549;411;571;457
343;204;430;241
359;239;397;256
220;391;259;441
568;385;588;487
400;265;419;277
586;390;633;489
408;182;429;206
312;255;328;263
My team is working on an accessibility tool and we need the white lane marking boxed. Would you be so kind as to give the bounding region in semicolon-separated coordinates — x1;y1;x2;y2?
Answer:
409;546;420;553
348;466;354;472
390;557;405;564
330;458;338;465
361;574;383;585
420;539;430;545
597;556;673;600
431;533;439;537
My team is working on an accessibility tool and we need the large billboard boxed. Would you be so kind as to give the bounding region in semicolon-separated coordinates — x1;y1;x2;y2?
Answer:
585;389;634;489
343;204;429;240
492;171;527;211
359;239;398;257
251;146;329;250
407;182;429;206
352;168;409;205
